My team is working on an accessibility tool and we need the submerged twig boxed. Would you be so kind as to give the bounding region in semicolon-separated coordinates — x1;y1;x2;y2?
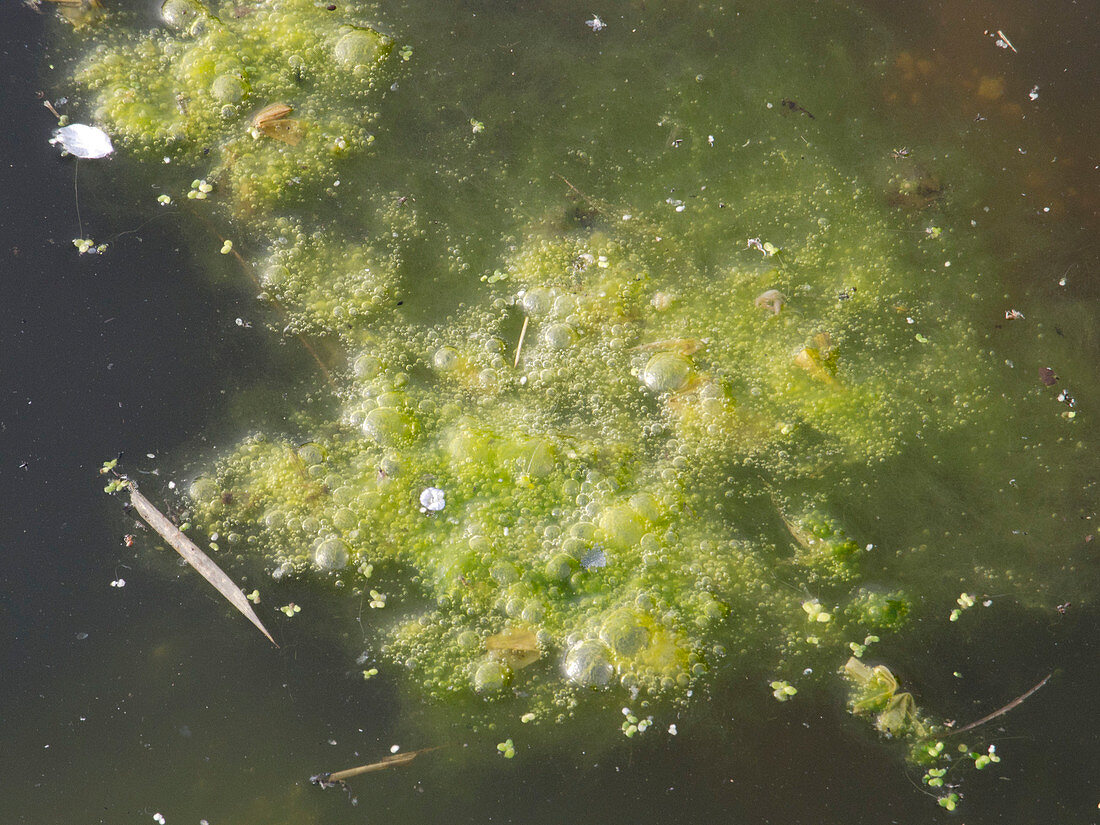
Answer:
185;206;337;390
126;481;277;646
310;746;443;789
937;672;1053;738
554;173;615;214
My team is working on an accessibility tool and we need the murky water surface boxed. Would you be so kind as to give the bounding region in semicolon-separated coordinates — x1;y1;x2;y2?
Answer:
1;0;1097;822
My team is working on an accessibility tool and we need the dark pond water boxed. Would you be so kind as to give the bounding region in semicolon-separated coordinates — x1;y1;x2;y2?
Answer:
1;1;1097;823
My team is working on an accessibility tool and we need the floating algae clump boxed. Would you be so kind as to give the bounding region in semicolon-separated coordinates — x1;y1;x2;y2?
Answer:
73;0;397;213
62;0;1027;771
187;176;993;714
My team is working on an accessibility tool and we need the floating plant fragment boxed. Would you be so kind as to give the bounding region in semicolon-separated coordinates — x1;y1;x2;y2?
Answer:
486;628;541;670
419;486;446;512
123;480;277;646
754;289;785;314
310;746;442;789
50;123;113;158
843;657;927;737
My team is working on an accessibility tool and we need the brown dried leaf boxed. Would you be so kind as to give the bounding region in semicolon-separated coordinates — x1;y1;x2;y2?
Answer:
258;118;305;146
251;103;305;146
486;628;538;651
486;628;541;670
251;103;293;128
127;483;276;646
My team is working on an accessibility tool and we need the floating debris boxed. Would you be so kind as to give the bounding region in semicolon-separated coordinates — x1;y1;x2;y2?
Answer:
993;29;1017;53
486;628;541;670
746;237;778;257
754;289;786;315
123;479;276;646
580;546;607;570
250;102;305;145
50;123;113;158
779;98;815;119
310;746;443;789
419;486;446;512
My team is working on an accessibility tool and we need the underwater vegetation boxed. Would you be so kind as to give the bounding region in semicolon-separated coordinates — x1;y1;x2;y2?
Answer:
56;0;1092;811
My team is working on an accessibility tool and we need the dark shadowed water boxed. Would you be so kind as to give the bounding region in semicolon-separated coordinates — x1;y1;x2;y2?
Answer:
2;1;1097;823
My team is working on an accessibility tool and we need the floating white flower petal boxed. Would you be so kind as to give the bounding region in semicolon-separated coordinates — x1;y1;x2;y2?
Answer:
50;124;114;159
419;486;446;512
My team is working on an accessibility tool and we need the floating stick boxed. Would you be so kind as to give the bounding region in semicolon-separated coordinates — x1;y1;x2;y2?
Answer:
311;746;443;789
127;481;277;646
937;672;1053;738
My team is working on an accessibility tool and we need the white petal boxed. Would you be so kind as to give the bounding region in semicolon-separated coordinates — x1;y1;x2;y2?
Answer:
50;124;115;159
419;486;446;511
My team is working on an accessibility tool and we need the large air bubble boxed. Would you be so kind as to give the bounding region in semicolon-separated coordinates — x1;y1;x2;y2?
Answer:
313;538;349;572
473;659;507;692
642;352;693;393
599;608;651;657
334;28;388;70
362;407;415;446
562;639;614;687
160;0;206;32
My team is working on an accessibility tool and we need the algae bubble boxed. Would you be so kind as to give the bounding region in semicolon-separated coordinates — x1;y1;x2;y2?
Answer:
563;640;614;688
312;538;349;572
474;660;509;693
641;352;693;393
333;27;391;70
160;0;208;33
599;608;651;658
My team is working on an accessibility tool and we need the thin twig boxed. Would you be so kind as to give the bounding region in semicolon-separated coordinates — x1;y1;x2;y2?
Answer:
514;315;529;368
996;30;1018;53
936;672;1053;738
74;161;83;238
312;746;444;788
555;173;588;201
186;206;337;389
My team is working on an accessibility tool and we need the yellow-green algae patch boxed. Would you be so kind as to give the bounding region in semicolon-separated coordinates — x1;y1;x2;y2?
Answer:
187;171;994;715
73;0;398;214
56;0;1095;810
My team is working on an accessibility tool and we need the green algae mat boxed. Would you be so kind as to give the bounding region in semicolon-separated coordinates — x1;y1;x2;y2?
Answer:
48;0;1096;813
